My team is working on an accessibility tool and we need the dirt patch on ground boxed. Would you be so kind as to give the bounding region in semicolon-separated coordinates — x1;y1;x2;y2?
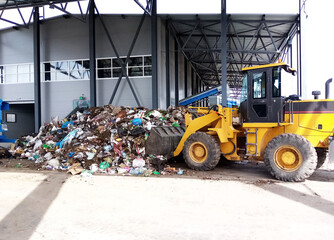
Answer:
1;157;333;184
0;158;43;170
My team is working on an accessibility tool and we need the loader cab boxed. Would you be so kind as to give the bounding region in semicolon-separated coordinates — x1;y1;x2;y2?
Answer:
240;63;296;123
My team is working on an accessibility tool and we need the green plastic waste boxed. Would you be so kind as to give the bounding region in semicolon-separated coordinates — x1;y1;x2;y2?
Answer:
43;144;50;149
172;122;180;127
99;161;110;169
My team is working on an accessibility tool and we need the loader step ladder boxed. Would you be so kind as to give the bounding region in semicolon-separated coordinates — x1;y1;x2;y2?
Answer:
245;128;258;156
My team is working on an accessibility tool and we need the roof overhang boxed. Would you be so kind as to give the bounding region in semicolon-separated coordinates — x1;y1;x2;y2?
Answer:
0;0;80;10
162;13;299;92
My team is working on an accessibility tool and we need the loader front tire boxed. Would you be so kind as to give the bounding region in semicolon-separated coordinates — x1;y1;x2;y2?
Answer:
315;148;327;169
264;134;317;182
183;132;220;171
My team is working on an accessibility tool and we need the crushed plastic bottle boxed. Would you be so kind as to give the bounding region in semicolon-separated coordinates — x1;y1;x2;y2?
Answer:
177;168;184;175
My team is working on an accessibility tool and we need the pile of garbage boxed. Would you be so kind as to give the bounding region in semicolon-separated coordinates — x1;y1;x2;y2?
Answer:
11;105;187;177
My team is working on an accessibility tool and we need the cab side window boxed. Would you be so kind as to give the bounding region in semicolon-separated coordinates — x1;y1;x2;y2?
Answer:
272;67;281;97
252;72;266;99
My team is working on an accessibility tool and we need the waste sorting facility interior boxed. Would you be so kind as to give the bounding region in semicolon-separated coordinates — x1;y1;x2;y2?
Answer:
0;0;300;138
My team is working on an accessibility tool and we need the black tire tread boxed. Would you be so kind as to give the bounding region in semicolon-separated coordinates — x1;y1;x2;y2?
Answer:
315;148;327;169
183;132;220;171
264;133;317;182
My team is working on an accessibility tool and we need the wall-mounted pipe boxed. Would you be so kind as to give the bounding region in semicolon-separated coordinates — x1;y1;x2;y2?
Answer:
325;78;332;99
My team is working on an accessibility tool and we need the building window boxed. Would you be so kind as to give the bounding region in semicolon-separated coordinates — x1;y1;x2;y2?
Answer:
98;55;152;79
41;60;90;81
69;60;90;80
0;64;34;84
0;55;151;84
97;58;112;78
144;56;152;76
111;58;124;78
128;56;143;77
0;66;3;83
6;113;16;123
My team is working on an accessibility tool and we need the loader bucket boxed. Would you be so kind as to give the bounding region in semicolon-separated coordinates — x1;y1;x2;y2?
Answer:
145;126;186;158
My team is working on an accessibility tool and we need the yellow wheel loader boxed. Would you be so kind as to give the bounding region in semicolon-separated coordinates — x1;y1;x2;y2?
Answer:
146;62;334;181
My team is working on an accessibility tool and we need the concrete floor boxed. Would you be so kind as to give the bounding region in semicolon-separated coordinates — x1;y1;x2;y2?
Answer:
0;163;334;240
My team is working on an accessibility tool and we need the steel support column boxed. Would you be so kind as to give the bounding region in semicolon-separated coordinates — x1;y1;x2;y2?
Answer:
175;38;179;105
191;69;194;95
288;39;293;67
89;0;96;107
297;0;302;97
33;7;41;133
165;20;170;107
196;74;198;94
221;0;227;106
151;0;158;108
184;57;188;98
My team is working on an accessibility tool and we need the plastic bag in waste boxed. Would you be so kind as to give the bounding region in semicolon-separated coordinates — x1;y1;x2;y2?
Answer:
57;128;81;148
90;163;99;173
130;127;145;136
147;110;162;118
117;127;128;137
80;170;93;178
99;161;110;170
44;152;53;161
46;158;60;169
61;121;74;129
132;118;142;126
132;157;145;168
33;139;43;151
51;116;59;125
86;151;96;160
76;111;85;122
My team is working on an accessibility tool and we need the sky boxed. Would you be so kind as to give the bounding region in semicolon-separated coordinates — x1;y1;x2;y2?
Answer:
0;0;333;99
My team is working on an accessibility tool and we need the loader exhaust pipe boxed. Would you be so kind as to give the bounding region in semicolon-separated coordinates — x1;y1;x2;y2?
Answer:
325;78;332;99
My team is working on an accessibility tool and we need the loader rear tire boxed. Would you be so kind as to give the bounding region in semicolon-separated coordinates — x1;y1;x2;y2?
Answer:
264;134;317;182
183;132;220;171
315;148;327;169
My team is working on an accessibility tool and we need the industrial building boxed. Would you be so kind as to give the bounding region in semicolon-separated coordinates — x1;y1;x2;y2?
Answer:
0;0;300;138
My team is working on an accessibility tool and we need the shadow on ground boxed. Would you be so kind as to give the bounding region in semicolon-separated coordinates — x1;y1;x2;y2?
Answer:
254;182;334;216
0;172;69;240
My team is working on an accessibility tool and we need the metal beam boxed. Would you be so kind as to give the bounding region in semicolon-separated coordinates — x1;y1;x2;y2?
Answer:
191;69;194;95
168;20;204;90
221;0;227;107
197;16;220;83
175;38;179;105
165;19;170;107
0;0;79;10
96;7;143;106
89;0;96;107
133;0;152;16
184;57;188;98
33;7;41;133
151;0;158;108
178;33;288;38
